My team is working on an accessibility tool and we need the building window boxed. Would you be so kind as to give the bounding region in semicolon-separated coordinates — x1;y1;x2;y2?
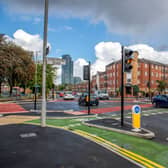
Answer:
151;72;154;76
156;65;158;70
138;71;141;76
145;72;148;76
145;64;148;68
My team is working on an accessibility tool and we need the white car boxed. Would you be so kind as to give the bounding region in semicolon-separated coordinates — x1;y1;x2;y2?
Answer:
98;93;109;100
63;94;75;100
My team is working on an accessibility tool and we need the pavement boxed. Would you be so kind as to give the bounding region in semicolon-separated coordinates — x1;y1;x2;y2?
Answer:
0;124;140;168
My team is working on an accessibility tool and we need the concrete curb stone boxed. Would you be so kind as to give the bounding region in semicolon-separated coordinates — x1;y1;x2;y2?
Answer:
83;121;155;139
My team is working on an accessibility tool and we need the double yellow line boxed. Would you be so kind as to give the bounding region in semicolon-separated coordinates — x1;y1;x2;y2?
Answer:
31;123;165;168
74;129;165;168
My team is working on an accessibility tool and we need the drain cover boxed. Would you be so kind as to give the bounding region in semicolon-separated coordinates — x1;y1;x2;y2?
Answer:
20;132;37;138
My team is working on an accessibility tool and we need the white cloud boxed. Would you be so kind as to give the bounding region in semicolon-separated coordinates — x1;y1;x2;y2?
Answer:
13;29;43;52
74;58;88;80
53;65;62;85
130;44;168;63
8;29;51;58
33;17;41;24
64;26;73;30
81;42;168;76
48;27;57;32
92;42;121;74
2;0;168;43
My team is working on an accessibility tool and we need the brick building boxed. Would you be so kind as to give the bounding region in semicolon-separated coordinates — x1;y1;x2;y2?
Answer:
74;51;168;96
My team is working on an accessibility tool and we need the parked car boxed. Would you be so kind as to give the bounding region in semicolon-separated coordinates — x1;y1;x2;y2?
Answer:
59;92;64;97
152;94;168;107
63;93;75;100
78;93;99;106
98;93;109;100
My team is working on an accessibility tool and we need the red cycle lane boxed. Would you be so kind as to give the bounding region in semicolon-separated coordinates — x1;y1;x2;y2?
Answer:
79;104;152;114
0;103;28;114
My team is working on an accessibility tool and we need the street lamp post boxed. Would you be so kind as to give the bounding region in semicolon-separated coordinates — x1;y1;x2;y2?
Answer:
41;0;49;127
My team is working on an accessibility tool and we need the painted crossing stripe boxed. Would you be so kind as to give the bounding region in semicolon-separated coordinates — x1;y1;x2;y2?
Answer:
0;103;28;114
64;111;84;115
79;104;152;114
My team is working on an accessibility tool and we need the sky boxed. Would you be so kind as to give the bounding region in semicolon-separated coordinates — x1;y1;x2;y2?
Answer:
1;0;168;84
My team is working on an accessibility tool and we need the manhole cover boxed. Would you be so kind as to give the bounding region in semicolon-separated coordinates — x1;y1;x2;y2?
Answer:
20;132;37;138
166;137;168;141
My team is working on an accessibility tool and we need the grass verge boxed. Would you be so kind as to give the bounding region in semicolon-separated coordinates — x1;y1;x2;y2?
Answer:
27;118;168;167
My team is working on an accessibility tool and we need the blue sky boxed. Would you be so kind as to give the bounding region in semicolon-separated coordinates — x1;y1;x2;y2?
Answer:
1;0;168;82
0;1;138;63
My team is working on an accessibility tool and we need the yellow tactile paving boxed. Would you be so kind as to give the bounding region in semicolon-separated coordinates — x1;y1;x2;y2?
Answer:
0;115;39;125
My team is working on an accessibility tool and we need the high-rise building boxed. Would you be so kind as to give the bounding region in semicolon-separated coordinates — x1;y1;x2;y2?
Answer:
73;76;82;84
61;54;73;84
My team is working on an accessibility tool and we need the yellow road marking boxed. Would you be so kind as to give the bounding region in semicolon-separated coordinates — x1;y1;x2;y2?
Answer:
75;129;165;168
28;123;165;168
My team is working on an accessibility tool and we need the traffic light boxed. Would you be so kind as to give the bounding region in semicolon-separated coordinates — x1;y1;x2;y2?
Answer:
124;49;134;72
46;46;50;55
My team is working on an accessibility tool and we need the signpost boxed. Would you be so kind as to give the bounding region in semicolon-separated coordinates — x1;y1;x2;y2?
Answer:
121;46;124;126
83;62;91;115
132;105;141;132
47;57;65;65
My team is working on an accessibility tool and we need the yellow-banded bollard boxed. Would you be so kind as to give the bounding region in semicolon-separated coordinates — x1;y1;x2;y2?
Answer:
132;105;141;132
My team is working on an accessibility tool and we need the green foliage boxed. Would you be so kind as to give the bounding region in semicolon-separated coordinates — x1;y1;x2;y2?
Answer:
29;64;55;94
0;37;35;95
156;80;167;93
133;85;139;96
57;84;67;91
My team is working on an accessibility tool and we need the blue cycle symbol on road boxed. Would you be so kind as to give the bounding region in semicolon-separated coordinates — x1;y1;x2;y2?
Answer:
134;106;140;113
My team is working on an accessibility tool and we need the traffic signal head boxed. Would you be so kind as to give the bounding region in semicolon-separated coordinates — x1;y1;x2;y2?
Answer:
124;49;134;72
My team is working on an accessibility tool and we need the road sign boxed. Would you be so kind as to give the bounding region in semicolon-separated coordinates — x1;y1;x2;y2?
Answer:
83;65;89;80
132;105;141;131
47;57;65;65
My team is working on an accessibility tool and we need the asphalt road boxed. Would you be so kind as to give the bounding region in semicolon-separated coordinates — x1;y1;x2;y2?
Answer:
0;124;140;168
14;99;168;144
17;98;152;114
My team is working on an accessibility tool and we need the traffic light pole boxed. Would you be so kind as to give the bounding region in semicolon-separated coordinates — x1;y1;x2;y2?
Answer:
34;51;38;111
121;46;124;126
88;61;91;115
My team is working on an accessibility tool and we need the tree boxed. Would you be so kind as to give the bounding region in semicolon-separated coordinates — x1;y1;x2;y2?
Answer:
133;85;139;96
28;64;55;94
57;84;67;91
0;34;6;94
156;80;167;94
0;40;35;95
